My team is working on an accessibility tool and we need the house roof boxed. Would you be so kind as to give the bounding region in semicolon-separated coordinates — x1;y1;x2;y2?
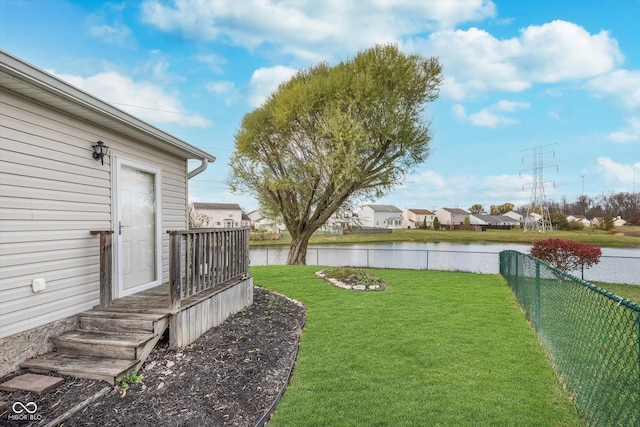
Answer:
365;204;402;212
440;208;470;215
407;208;434;215
193;203;241;211
470;214;519;224
0;50;216;163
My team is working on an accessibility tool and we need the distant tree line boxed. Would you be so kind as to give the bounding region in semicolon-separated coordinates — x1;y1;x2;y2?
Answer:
520;191;640;223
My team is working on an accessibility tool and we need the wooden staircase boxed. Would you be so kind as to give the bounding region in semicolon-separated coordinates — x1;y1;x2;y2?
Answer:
21;304;169;385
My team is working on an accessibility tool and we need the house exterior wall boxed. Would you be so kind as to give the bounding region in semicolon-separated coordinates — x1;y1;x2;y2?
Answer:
0;87;189;340
356;206;375;227
199;208;243;228
435;209;470;226
503;211;523;223
402;209;435;228
357;206;402;228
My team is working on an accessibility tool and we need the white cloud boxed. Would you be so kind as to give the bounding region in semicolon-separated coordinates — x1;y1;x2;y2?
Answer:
141;2;622;105
469;109;517;127
453;100;530;127
205;80;240;106
394;170;536;209
87;23;133;46
586;69;640;110
417;20;622;100
53;71;212;128
197;53;228;74
595;157;640;189
607;117;640;143
493;100;530;111
452;104;466;120
85;4;135;47
141;0;495;61
247;65;298;108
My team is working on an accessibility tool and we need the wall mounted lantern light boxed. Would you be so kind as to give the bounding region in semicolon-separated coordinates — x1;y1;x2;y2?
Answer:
92;140;109;165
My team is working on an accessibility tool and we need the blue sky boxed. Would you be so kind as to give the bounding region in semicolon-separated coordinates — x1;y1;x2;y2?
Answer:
1;0;639;214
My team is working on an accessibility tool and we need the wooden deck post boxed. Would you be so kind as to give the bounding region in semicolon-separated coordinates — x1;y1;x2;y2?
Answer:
90;230;113;307
169;231;182;310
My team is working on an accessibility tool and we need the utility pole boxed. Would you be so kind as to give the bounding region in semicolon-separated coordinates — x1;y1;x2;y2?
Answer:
521;144;557;233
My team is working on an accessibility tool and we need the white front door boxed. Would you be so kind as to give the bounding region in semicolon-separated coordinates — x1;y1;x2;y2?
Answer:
115;158;162;297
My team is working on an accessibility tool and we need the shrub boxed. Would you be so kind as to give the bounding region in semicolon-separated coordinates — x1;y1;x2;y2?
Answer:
322;267;389;290
529;238;602;273
566;220;584;231
601;216;614;231
249;231;281;241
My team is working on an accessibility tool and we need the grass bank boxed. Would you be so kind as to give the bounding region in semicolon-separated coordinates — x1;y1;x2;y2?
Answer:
251;266;583;426
593;282;640;303
250;227;640;248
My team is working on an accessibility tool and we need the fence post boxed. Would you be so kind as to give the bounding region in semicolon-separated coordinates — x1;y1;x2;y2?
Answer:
513;252;518;293
426;250;429;270
535;259;541;333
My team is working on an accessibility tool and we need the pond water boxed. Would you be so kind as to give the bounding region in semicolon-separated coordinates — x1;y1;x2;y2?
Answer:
250;242;640;284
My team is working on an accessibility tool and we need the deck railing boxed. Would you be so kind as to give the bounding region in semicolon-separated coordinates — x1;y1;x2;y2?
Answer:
90;230;114;307
168;228;250;310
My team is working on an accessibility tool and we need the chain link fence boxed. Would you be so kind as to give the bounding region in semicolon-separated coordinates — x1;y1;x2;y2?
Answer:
500;250;640;426
251;247;639;285
580;255;640;286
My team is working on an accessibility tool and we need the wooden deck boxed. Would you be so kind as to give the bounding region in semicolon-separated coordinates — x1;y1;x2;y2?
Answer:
20;277;253;384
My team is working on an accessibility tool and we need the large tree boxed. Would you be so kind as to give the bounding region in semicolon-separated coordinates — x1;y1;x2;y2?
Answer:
229;44;442;264
469;204;484;214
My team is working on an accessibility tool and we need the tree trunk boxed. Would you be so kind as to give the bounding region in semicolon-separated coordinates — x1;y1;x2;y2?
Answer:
287;230;314;265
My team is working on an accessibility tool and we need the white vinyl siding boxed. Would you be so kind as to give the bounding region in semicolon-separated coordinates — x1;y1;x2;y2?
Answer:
0;88;188;338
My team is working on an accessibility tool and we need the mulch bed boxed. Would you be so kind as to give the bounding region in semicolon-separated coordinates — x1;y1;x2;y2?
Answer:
0;287;306;427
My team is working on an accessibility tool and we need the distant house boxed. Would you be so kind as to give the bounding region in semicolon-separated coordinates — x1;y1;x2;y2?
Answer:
191;203;244;228
613;216;627;227
469;214;519;227
435;208;470;226
591;217;605;228
241;212;251;227
566;215;590;227
590;216;627;228
503;211;524;223
502;211;525;227
322;208;358;231
357;204;403;228
402;208;435;229
247;209;283;233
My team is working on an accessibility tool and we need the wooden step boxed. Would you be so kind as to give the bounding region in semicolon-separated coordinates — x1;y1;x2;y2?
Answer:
78;313;156;333
54;330;154;360
20;354;136;384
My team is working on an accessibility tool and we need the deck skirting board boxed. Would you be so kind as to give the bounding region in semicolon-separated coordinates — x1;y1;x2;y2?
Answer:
169;276;253;349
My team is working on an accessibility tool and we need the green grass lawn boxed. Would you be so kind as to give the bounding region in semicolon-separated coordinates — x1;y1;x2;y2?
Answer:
251;266;583;426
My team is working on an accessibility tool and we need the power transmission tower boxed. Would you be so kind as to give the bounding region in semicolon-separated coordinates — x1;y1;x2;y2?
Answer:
521;144;557;233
